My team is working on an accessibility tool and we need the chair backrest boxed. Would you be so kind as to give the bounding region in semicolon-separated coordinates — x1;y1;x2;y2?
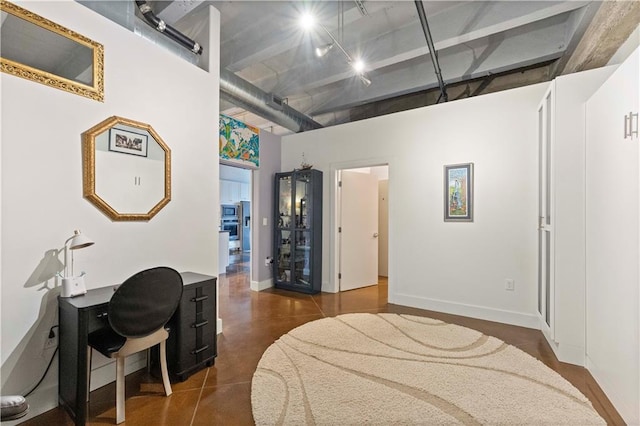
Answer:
108;267;183;338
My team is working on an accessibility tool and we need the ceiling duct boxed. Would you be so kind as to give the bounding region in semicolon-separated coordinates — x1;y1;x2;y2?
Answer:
220;69;323;133
266;93;285;111
84;1;320;133
135;0;202;54
137;0;320;133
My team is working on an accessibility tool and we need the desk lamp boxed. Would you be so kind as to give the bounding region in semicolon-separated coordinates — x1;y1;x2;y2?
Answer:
61;230;94;298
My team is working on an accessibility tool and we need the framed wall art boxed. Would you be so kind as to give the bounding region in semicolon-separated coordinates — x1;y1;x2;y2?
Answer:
109;127;148;157
219;114;259;168
444;163;474;222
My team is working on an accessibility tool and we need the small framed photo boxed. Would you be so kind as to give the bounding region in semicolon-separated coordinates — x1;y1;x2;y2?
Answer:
109;127;148;157
444;163;474;222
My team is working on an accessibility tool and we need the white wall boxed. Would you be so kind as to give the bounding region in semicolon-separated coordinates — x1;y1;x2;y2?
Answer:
0;1;220;420
282;83;548;328
251;130;281;289
585;47;639;425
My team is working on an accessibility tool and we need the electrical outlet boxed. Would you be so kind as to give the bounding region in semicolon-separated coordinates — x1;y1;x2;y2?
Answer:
44;333;57;350
265;257;272;267
505;279;515;291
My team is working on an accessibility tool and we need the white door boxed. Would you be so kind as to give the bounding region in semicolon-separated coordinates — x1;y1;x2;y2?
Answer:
585;50;639;425
339;170;379;291
537;85;555;341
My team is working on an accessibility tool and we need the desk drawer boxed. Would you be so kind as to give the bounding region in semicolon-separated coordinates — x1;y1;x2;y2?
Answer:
87;306;110;334
181;287;215;321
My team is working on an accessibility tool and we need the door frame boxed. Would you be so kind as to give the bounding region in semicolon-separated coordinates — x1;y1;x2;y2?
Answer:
328;157;392;294
219;163;253;279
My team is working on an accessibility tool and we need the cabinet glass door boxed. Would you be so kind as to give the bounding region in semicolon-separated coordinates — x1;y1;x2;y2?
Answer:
293;172;312;287
276;175;292;283
278;175;292;227
294;171;311;229
276;230;291;282
294;230;312;285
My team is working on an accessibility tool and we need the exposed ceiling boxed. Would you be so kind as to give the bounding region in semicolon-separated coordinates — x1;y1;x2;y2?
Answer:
150;1;637;135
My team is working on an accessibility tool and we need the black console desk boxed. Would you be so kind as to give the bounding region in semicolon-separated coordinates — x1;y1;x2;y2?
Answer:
58;272;217;425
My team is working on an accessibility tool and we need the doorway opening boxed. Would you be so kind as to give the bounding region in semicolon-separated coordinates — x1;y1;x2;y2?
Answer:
219;164;252;277
337;165;389;294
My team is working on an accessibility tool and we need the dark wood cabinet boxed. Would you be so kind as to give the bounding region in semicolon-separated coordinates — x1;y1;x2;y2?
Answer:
273;169;322;294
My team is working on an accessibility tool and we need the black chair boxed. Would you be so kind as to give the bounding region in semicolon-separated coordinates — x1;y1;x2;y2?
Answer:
88;267;183;424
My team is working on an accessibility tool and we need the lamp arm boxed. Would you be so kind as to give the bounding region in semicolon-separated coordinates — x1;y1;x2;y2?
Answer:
63;244;69;278
62;235;74;278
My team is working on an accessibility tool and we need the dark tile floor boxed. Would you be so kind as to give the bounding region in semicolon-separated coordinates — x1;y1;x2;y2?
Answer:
25;268;624;425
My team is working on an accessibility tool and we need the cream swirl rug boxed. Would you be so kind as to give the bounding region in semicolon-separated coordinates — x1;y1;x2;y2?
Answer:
251;313;604;425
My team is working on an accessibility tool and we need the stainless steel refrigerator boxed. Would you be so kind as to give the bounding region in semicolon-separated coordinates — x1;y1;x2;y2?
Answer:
239;201;250;252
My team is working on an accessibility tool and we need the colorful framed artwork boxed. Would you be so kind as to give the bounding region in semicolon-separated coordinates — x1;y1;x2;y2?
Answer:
444;163;474;222
219;114;259;168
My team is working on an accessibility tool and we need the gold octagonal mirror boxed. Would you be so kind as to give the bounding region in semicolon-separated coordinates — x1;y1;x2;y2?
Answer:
82;116;171;221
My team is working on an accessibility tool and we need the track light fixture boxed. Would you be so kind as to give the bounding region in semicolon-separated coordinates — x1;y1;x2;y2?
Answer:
358;74;372;87
315;43;334;58
300;12;372;87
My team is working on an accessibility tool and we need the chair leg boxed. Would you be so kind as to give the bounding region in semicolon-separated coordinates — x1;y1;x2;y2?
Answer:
115;357;125;424
159;340;172;396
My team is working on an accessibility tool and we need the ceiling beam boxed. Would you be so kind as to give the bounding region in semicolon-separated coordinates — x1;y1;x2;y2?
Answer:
560;0;640;74
312;60;555;128
308;15;570;115
247;1;590;100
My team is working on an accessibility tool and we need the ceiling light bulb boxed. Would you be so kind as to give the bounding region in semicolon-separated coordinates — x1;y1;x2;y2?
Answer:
300;13;315;30
352;59;366;74
315;43;334;58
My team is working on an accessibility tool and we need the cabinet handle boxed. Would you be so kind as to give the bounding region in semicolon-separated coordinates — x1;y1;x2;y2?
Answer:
191;295;209;302
191;320;209;328
191;345;209;355
97;312;108;319
624;112;639;139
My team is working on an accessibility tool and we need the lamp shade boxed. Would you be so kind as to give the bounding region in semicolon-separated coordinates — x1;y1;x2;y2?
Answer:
67;230;94;250
61;230;94;297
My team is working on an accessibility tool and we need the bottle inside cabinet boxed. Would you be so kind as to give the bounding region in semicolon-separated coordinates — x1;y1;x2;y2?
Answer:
273;169;322;293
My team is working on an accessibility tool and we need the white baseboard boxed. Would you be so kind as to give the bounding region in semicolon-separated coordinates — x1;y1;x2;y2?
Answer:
391;293;539;330
541;327;585;366
250;278;273;292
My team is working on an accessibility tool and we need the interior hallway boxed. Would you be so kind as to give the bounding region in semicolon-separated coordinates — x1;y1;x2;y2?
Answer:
24;268;623;425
